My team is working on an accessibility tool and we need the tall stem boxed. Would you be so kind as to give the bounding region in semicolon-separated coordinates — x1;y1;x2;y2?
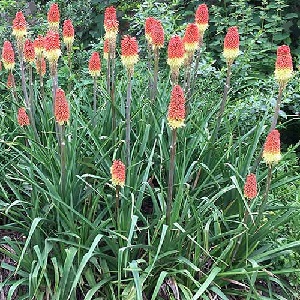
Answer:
190;35;203;96
29;64;35;116
19;51;39;142
111;54;116;132
52;72;60;144
106;51;111;97
59;124;66;198
115;185;120;230
211;63;232;142
67;50;72;94
167;129;177;226
93;76;97;126
257;165;273;225
125;71;132;167
152;47;159;101
251;85;284;173
147;43;153;100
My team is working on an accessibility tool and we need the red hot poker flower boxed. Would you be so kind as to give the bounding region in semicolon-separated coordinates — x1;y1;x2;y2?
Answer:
183;23;200;53
63;19;75;51
24;39;35;63
121;35;139;73
167;85;186;129
167;35;185;70
151;22;164;50
17;107;30;127
274;45;293;86
34;35;45;58
244;173;258;200
104;6;119;40
55;88;70;125
48;3;60;31
263;129;281;165
88;52;101;77
2;41;15;71
195;4;209;35
223;26;239;64
12;11;27;42
44;30;61;65
145;17;157;44
111;159;126;187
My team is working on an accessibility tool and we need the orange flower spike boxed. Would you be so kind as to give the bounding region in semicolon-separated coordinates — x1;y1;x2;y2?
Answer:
33;35;45;58
44;30;61;64
7;73;14;89
183;23;200;53
103;39;109;60
263;129;281;165
17;107;30;127
167;85;186;129
63;19;75;51
223;26;239;65
195;4;209;36
104;6;119;40
244;173;258;200
274;45;293;86
88;52;101;77
24;39;35;63
48;3;60;31
145;17;157;44
55;88;70;125
1;41;15;71
151;22;164;50
111;159;126;187
35;56;46;77
167;35;185;70
12;11;27;43
121;35;139;73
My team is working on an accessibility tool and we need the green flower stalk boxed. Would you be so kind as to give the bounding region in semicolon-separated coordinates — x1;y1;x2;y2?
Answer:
121;35;139;167
166;85;186;225
88;52;101;125
54;88;70;197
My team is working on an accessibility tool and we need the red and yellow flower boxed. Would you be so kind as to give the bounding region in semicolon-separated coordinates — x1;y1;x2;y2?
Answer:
167;85;186;129
263;129;281;165
104;6;119;41
17;107;30;127
244;173;258;200
55;88;70;125
24;39;35;63
151;22;164;50
111;159;126;187
274;45;293;86
183;23;200;53
121;35;139;74
167;35;185;71
34;35;45;58
88;52;101;77
223;26;239;64
12;11;27;43
1;41;15;71
195;4;209;36
145;17;157;44
48;3;60;31
44;30;61;74
63;19;75;51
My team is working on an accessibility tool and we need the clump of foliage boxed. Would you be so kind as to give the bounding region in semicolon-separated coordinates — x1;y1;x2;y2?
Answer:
0;1;300;300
